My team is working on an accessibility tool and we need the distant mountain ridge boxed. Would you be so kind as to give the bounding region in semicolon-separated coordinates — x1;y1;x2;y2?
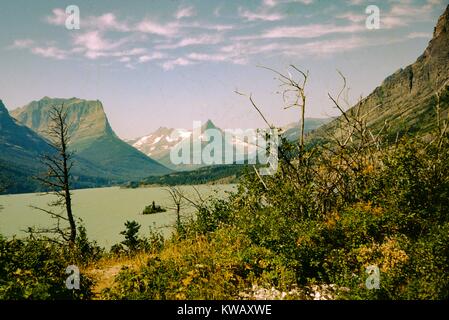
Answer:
11;97;114;149
127;118;330;170
127;119;250;170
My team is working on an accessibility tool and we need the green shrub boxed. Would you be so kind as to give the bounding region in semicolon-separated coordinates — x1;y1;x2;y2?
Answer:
142;201;166;215
111;222;165;256
0;235;93;300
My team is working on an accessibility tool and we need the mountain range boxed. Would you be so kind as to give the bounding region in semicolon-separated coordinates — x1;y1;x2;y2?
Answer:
1;98;171;193
126;118;331;170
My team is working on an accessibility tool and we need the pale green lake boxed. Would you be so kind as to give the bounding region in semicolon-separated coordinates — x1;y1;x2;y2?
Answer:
0;185;235;248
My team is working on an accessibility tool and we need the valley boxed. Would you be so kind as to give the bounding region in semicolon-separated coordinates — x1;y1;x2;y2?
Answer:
0;95;330;194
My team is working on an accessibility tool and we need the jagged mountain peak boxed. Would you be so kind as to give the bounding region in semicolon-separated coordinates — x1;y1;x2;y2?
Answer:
201;119;218;131
153;126;174;135
434;4;449;39
419;4;448;62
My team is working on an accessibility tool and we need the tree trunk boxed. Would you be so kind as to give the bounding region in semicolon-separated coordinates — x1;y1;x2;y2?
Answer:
59;112;76;245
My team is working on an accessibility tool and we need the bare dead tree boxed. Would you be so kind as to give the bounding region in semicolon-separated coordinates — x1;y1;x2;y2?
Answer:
259;65;309;150
166;186;186;231
234;65;310;191
165;185;212;232
32;104;77;246
182;185;210;210
235;65;321;217
312;71;391;208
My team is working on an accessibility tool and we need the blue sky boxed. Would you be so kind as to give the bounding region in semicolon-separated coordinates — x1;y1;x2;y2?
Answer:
0;0;446;139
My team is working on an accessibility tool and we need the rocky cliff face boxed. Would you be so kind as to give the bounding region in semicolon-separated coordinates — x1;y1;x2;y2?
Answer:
312;5;449;141
11;97;115;151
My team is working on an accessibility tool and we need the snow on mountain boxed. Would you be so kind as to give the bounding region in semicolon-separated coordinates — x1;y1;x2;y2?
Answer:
127;118;330;170
127;120;260;169
129;127;192;160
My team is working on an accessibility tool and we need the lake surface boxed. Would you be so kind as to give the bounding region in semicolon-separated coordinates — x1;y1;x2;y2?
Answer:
0;185;235;248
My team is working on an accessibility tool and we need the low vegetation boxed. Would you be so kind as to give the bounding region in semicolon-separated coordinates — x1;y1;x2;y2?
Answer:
100;123;449;300
99;69;448;300
0;225;100;299
142;201;167;215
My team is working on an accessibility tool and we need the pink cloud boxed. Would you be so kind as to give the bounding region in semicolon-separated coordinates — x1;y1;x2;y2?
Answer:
235;23;364;41
85;13;130;31
175;6;196;19
9;39;34;49
238;7;285;21
31;46;67;60
138;52;165;63
162;57;194;70
135;19;179;37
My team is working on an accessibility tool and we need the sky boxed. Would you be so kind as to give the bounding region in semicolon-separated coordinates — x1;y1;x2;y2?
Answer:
0;0;447;139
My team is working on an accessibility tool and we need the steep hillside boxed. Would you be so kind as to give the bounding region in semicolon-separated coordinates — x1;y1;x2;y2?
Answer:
310;5;449;143
0;99;52;193
11;97;171;180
